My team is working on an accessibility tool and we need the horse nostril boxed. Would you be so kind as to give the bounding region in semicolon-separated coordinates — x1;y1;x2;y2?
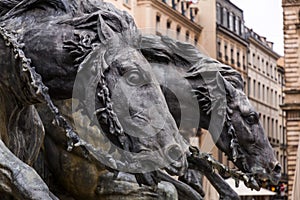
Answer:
273;163;282;174
166;145;183;162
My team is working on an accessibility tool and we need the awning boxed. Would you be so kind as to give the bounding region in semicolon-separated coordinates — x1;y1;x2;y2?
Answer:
225;178;276;196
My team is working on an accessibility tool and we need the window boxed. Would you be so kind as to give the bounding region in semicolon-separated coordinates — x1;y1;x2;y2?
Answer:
258;82;261;99
267;87;269;103
237;51;240;67
248;77;251;95
279;95;281;105
236;17;240;34
253;79;256;97
279;125;282;143
262;84;265;101
176;25;181;40
216;3;222;23
271;89;273;104
275;91;278;106
233;15;236;32
270;65;273;78
185;31;190;42
263;115;266;130
227;11;230;28
275;120;278;141
181;1;185;15
238;18;242;35
267;117;270;136
229;12;234;30
260;59;264;71
217;38;222;58
271;118;274;138
252;53;256;68
166;20;171;35
223;8;228;27
224;43;228;61
190;7;197;22
172;0;177;9
156;14;161;32
194;36;198;46
230;48;234;64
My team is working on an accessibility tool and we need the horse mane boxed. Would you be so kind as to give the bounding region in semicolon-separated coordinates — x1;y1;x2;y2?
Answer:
0;0;114;18
140;35;244;92
0;0;140;153
140;35;247;163
0;0;68;16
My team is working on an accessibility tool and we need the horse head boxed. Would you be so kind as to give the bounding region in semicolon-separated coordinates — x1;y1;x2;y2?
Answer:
140;35;281;185
217;79;281;185
191;63;281;185
0;0;189;177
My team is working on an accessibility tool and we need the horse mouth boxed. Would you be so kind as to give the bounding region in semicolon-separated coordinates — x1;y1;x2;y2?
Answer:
269;172;281;184
251;167;282;186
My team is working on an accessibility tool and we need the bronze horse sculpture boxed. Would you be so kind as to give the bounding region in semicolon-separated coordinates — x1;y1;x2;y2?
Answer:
141;35;282;184
0;0;190;199
0;0;281;199
140;35;282;198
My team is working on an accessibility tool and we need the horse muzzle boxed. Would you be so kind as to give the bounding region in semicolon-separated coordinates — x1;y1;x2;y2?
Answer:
269;161;282;184
164;144;188;176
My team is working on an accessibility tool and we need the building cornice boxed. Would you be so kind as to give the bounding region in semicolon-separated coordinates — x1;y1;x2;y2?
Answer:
284;89;300;94
137;0;203;34
216;24;248;47
280;103;300;110
248;37;281;59
282;0;300;7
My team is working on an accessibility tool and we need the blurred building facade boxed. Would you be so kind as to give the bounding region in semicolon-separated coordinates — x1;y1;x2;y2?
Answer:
216;0;248;81
282;0;300;199
215;1;288;197
105;0;217;57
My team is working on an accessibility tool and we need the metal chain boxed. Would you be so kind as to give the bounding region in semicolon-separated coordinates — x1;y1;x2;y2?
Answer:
0;25;87;152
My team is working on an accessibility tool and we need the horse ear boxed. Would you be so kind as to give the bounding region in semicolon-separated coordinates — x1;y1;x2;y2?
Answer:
97;13;115;44
223;79;237;100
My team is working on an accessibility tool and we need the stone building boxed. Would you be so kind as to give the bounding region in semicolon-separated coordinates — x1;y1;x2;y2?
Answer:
245;28;288;194
216;1;288;196
215;0;247;169
216;0;248;82
282;0;300;199
104;0;217;57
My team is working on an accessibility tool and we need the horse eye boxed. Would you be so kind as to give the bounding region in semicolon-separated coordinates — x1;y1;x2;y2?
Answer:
125;70;144;86
245;114;258;125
